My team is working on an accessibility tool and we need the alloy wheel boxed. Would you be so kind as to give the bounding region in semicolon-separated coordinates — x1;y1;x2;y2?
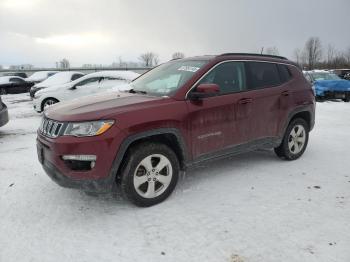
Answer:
288;124;306;154
133;154;173;198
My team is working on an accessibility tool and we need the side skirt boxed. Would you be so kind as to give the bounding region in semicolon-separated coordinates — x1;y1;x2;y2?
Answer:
185;137;281;168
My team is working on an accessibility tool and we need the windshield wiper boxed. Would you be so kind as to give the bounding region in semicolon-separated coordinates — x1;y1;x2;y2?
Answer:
129;89;147;95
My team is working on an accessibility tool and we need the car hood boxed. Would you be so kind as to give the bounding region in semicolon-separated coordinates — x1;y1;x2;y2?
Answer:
36;83;72;95
35;81;67;88
314;79;350;91
45;91;164;122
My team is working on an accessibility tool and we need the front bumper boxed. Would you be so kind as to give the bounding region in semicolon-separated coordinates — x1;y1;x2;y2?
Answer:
30;87;43;98
40;157;115;192
320;90;350;100
36;125;126;193
33;98;42;113
0;103;9;127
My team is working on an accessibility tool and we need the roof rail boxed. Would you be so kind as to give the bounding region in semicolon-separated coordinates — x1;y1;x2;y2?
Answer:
219;53;288;60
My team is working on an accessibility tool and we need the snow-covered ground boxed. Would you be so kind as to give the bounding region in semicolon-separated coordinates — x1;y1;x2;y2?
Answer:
0;93;349;262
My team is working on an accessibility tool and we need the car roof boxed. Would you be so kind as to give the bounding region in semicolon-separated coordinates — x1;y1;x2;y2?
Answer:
78;70;140;80
182;53;297;67
0;76;24;83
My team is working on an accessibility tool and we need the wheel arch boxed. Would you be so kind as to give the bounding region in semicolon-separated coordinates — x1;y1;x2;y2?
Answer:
290;111;311;130
111;128;189;182
282;106;314;137
41;97;59;111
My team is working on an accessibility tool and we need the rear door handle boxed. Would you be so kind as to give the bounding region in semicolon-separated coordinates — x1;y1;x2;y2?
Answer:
238;98;253;104
281;91;290;96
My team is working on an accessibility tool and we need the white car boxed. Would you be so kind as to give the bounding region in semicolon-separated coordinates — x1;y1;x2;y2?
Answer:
30;71;84;98
26;71;58;83
33;71;140;112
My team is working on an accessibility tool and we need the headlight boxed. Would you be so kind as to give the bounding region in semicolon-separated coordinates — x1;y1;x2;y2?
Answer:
64;120;114;137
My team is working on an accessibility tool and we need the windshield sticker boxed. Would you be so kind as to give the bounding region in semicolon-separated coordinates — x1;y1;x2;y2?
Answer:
178;66;200;72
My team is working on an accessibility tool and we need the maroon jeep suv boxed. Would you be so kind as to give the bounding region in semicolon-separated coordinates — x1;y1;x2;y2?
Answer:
37;53;315;206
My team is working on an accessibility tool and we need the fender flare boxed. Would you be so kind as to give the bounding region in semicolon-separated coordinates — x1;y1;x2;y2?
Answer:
108;128;189;182
280;105;315;138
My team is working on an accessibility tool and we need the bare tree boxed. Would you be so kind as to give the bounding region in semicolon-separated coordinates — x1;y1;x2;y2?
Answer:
118;56;127;68
153;55;160;66
293;48;302;66
57;58;70;69
345;47;350;66
265;46;279;56
172;52;185;59
304;37;322;70
326;44;336;67
139;52;158;67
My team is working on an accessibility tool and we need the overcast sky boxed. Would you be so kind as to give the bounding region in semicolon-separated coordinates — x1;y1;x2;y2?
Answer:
0;0;349;67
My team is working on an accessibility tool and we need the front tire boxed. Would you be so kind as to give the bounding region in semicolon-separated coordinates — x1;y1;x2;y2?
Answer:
274;118;309;160
0;88;6;95
120;142;179;207
343;98;350;102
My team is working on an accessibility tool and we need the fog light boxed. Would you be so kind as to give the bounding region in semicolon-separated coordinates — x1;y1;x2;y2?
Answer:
62;155;97;161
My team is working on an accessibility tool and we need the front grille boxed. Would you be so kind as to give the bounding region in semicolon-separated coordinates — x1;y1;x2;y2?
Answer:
40;118;64;138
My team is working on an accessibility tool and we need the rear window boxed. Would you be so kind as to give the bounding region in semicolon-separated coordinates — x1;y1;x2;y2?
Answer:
277;64;292;83
10;77;24;83
71;74;83;81
246;62;280;89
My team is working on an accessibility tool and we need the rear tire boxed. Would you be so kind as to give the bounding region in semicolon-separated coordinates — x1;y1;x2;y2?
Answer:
274;118;309;160
120;142;179;207
315;96;324;102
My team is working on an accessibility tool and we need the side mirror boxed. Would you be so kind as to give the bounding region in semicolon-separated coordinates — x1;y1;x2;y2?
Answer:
188;83;220;100
70;85;77;90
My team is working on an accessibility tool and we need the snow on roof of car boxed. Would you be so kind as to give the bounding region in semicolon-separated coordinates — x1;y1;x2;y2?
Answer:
26;71;58;81
0;76;11;84
36;71;84;87
311;70;329;73
82;70;140;80
0;76;24;84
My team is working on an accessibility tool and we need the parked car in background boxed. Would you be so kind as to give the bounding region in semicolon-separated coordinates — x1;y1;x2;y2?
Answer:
1;72;28;78
26;71;58;84
30;71;84;98
304;70;350;102
344;73;350;80
330;69;350;79
36;53;315;206
0;95;9;127
33;71;140;112
0;76;34;95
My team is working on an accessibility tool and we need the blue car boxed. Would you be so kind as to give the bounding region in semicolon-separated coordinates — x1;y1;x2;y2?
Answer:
304;70;350;102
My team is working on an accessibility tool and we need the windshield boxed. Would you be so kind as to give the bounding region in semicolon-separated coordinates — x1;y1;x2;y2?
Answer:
312;72;341;80
129;60;209;96
40;73;72;85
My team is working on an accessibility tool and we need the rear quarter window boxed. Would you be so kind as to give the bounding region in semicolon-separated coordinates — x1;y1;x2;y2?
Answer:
246;62;281;89
277;64;292;83
71;74;83;81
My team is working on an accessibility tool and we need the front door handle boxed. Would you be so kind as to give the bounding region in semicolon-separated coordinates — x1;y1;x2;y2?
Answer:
238;98;253;105
281;91;290;96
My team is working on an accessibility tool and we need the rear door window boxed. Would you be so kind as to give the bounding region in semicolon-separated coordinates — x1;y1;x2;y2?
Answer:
246;62;281;89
